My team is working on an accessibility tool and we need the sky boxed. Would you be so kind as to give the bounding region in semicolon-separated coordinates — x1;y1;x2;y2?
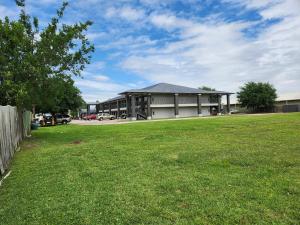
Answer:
1;0;300;103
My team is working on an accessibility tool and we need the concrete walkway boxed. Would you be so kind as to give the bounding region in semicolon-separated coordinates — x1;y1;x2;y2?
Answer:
70;119;131;126
71;115;220;125
70;113;286;126
70;113;282;126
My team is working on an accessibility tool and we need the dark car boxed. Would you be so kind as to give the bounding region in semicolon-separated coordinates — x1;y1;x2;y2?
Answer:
40;113;56;126
55;114;71;124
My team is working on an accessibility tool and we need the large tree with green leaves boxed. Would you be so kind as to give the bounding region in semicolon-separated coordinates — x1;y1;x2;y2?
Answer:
0;0;93;112
36;77;85;113
199;86;218;102
237;82;277;112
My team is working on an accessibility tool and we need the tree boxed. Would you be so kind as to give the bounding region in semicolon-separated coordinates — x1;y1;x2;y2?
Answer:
237;82;277;112
36;77;85;113
200;86;216;92
199;86;218;102
0;0;94;112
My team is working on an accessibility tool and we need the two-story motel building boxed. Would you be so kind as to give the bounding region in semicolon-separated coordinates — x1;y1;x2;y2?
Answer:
87;83;233;120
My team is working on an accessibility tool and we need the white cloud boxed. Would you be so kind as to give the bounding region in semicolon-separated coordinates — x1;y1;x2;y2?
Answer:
105;6;145;21
75;78;139;102
37;0;59;4
150;13;193;31
223;0;278;9
140;0;201;9
277;92;300;101
5;0;298;102
87;61;105;70
0;5;19;20
93;75;110;81
82;92;115;103
86;32;106;41
26;0;60;5
120;6;145;21
223;0;300;19
121;2;300;100
105;7;118;18
140;0;165;6
260;0;300;19
96;35;157;53
75;79;123;92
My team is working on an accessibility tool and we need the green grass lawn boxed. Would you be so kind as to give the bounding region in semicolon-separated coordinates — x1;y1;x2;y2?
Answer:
0;113;300;225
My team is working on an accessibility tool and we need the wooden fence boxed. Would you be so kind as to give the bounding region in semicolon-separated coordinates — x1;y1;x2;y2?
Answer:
0;106;32;175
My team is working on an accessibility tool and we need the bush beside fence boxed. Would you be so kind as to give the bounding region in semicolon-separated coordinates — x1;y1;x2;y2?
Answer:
0;106;31;175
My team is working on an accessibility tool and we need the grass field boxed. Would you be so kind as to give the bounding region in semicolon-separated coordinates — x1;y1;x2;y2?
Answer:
0;113;299;225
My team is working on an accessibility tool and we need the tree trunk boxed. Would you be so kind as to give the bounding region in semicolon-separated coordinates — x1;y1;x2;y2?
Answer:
32;104;36;120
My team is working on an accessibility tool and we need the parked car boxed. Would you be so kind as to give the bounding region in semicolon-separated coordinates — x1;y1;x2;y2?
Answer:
31;121;40;130
81;113;87;120
40;113;56;126
230;109;240;114
97;113;115;121
86;114;97;120
55;114;71;124
35;113;43;121
121;113;127;119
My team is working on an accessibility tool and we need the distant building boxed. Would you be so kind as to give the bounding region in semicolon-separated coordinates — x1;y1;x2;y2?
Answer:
87;83;233;120
230;98;300;113
274;99;300;112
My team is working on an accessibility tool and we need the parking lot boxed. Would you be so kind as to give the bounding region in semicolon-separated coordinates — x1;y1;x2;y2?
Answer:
70;115;215;125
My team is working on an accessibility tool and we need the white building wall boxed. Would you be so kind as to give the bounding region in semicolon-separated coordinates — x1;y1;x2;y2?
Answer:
152;108;174;119
152;94;174;104
179;107;198;117
152;94;212;105
149;94;214;119
179;95;197;104
200;95;210;104
201;107;210;116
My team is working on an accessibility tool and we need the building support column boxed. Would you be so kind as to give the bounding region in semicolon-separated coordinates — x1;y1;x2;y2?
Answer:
217;94;222;115
174;93;179;118
197;94;202;116
131;95;136;120
227;94;231;114
96;104;100;114
109;103;111;115
117;100;120;119
147;94;151;120
140;96;144;110
87;104;90;115
126;95;131;119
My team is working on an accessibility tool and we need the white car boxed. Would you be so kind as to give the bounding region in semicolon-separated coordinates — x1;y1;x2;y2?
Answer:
55;114;71;124
96;113;115;121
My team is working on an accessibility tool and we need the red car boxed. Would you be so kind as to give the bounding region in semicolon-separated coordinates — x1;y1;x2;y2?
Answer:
86;114;97;120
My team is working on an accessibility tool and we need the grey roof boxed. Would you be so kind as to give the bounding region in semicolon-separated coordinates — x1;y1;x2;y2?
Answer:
86;101;99;105
87;83;232;106
120;83;232;95
100;95;125;104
